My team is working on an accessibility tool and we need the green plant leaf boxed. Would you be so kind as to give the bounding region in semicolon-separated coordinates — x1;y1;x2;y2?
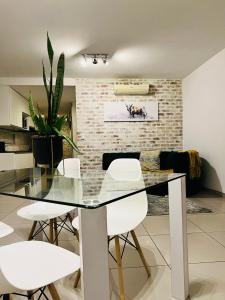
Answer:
47;32;54;67
42;61;52;122
35;115;47;135
53;126;81;154
47;34;54;125
54;115;67;132
28;93;36;120
33;115;47;135
28;95;51;135
52;53;65;121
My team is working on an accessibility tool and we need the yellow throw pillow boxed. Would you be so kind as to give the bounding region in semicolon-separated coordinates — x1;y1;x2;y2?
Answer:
142;169;173;173
140;150;160;171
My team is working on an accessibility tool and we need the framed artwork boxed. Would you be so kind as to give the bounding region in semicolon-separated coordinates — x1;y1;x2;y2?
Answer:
104;101;158;122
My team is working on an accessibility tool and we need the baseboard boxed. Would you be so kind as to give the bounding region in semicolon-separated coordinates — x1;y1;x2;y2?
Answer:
202;187;225;197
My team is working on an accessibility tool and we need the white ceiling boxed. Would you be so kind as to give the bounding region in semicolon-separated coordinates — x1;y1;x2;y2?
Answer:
1;0;225;78
11;85;75;114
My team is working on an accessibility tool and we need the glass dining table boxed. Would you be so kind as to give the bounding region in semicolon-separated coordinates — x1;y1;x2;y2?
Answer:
0;168;189;300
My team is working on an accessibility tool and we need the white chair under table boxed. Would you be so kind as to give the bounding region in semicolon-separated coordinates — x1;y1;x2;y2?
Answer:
17;158;80;244
0;240;80;300
72;158;150;300
0;222;14;239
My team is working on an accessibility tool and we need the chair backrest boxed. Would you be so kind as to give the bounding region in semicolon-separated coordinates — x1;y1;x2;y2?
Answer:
106;158;147;235
108;158;141;181
57;158;81;178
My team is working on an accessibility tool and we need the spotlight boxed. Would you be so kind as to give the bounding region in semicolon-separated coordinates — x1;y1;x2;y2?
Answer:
83;54;109;65
93;57;98;64
102;56;108;64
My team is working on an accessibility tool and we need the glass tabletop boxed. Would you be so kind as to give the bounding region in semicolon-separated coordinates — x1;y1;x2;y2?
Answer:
0;168;185;209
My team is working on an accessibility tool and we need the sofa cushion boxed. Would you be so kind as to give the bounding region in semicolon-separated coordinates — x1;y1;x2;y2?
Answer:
160;151;176;170
140;150;160;171
172;152;190;175
160;151;190;175
102;152;140;170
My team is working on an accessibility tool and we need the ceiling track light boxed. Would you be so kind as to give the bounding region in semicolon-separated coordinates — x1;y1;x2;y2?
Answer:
82;54;109;65
93;55;98;64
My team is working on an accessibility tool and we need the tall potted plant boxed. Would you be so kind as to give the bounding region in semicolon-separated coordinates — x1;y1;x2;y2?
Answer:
29;33;79;167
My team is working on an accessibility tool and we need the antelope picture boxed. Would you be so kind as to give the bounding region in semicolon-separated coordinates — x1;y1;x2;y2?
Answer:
126;104;147;119
104;101;158;122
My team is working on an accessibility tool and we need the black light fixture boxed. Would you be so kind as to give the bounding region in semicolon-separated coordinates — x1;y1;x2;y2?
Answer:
83;54;109;65
102;54;108;64
92;55;98;64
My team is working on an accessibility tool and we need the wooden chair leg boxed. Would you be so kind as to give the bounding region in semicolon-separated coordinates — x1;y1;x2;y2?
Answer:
115;236;126;300
27;291;34;300
74;269;81;288
130;230;151;277
74;228;79;242
53;218;58;245
48;283;60;300
28;221;37;240
3;295;12;300
67;213;79;241
49;219;54;244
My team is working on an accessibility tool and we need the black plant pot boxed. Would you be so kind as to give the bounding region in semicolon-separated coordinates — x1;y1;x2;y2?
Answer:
32;135;63;168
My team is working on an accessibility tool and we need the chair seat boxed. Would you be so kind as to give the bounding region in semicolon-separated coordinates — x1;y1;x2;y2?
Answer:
0;222;14;238
73;192;147;236
0;241;80;291
17;202;74;221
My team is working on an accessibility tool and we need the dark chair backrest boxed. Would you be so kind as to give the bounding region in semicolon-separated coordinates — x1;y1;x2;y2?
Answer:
102;152;140;170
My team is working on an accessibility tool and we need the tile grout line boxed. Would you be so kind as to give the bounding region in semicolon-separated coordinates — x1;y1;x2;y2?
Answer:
142;213;225;269
141;221;171;269
188;260;225;265
187;218;225;250
110;264;168;270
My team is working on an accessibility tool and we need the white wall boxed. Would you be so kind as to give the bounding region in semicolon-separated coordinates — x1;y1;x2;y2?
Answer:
183;48;225;192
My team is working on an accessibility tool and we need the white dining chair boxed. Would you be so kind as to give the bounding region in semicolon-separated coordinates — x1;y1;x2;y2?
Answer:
0;240;80;300
72;158;150;300
17;158;80;245
0;222;14;239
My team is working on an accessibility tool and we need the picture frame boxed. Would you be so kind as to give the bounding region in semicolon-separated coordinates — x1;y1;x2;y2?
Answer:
104;101;158;122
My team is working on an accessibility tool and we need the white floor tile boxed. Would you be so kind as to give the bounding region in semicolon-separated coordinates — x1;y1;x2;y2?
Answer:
207;231;225;247
135;223;149;236
0;212;10;220
109;235;167;269
189;262;225;299
2;211;33;226
142;215;201;235
151;232;225;264
111;266;171;300
188;213;225;232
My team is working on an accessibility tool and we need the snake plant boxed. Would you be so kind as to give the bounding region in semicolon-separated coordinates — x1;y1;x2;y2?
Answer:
28;33;79;153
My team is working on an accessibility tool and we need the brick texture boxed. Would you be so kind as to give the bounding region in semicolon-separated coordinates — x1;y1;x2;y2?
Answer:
75;78;182;170
61;122;73;158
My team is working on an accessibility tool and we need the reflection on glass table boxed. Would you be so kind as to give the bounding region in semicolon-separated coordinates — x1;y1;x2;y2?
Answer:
0;168;184;208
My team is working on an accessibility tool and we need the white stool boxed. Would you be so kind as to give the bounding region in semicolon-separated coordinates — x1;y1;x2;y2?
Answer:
0;222;14;239
17;158;80;244
72;159;150;299
0;240;80;299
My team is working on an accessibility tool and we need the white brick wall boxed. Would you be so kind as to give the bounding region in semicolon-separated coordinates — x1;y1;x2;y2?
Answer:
75;78;182;170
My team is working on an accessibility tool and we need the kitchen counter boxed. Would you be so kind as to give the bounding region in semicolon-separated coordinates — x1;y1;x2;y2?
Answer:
0;152;33;170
